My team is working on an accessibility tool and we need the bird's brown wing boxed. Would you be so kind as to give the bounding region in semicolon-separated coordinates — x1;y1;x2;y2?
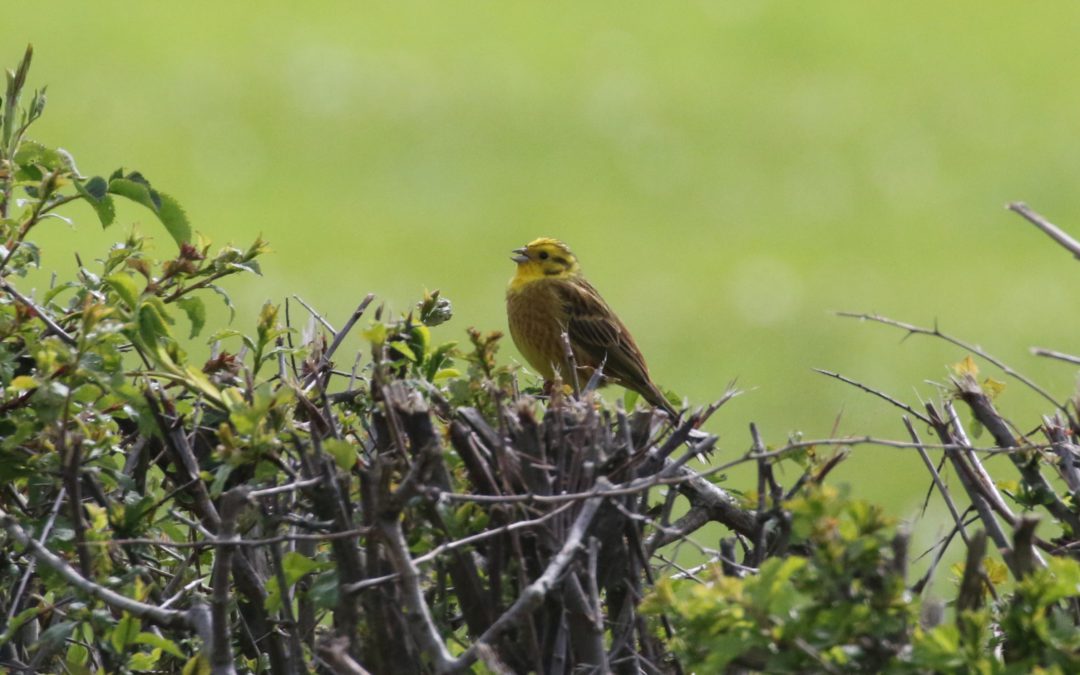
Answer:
555;278;669;410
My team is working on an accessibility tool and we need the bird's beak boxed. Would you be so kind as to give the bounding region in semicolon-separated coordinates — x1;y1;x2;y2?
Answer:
511;247;529;264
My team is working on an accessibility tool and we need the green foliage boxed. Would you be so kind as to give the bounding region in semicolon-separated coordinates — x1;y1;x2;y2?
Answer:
646;486;916;673
0;46;269;670
0;49;523;671
646;485;1080;674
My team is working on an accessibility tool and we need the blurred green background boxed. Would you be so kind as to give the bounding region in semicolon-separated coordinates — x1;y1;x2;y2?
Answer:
6;2;1080;535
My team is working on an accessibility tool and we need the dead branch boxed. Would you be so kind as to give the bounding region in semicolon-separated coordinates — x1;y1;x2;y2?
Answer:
956;529;988;613
448;486;606;673
1008;201;1080;260
955;375;1080;536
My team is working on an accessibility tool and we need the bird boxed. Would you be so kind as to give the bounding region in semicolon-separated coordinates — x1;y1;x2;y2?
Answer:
506;237;679;419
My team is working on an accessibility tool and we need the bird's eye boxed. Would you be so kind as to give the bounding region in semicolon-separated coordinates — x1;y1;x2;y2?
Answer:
538;251;549;260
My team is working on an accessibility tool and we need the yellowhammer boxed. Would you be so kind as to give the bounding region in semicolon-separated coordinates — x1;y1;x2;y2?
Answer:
506;237;678;418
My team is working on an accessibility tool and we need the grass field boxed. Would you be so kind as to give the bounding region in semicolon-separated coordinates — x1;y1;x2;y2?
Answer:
6;2;1080;531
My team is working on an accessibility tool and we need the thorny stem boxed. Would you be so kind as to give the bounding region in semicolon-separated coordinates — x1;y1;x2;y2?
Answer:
836;311;1065;411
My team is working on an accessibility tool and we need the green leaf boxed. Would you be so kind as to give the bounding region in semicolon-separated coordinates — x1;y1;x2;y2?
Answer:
155;191;192;247
323;438;358;471
433;368;460;382
0;606;44;644
42;280;79;305
13;140;66;171
389;340;416;362
83;176;108;200
746;556;807;616
108;178;157;210
263;577;284;614
135;631;184;659
66;641;89;668
105;273;141;309
137;301;172;346
281;551;320;583
209;465;234;498
1032;556;1080;605
306;570;339;612
182;654;211;675
266;552;322;613
207;284;235;321
129;649;162;670
176;296;206;338
424;341;458;380
206;328;242;343
110;613;141;653
75;178;116;227
183;365;224;406
8;375;37;392
34;620;77;660
227;259;261;275
90;195;117;228
108;177;191;246
363;323;388;346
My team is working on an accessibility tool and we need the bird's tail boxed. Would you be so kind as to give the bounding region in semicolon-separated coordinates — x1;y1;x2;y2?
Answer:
641;381;681;422
641;382;714;448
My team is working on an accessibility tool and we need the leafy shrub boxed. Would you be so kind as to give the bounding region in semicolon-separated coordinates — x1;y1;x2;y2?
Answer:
647;485;1080;673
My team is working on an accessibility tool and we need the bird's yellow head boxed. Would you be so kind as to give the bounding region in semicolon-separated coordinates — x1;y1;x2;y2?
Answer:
509;238;580;290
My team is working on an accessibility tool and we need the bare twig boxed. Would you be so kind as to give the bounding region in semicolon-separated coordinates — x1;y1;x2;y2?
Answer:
248;477;323;499
559;331;581;396
955;376;1080;537
325;294;376;365
317;636;373;675
343;502;574;594
944;401;1020;528
89;525;373;550
144;386;221;530
301;293;375;389
905;417;970;547
434;434;1048;512
836;311;1064;410
0;277;77;346
1008;202;1080;260
750;423;769;567
906;416;974;595
1043;415;1080;492
378;516;455;672
291;294;336;333
5;488;65;628
814;368;932;425
1006;515;1041;580
211;488;249;675
926;403;1011;556
0;507;194;629
956;530;988;613
793;637;842;675
1030;347;1080;366
448;486;607;673
644;503;713;554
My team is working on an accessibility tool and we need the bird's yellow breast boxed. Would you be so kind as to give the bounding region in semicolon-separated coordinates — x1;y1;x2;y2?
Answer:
506;278;569;381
